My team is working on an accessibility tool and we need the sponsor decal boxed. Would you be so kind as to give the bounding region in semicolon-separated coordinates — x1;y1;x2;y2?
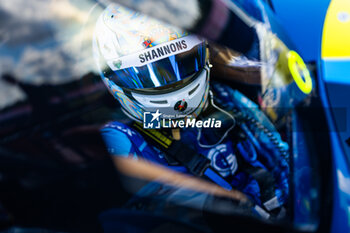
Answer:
207;144;238;177
174;99;188;112
107;35;203;70
113;60;122;69
139;40;187;63
142;38;152;48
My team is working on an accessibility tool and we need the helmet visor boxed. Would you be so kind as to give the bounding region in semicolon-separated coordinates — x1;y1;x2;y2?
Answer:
102;42;206;89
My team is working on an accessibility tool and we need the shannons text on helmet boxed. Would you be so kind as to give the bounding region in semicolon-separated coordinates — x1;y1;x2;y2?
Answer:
139;40;188;63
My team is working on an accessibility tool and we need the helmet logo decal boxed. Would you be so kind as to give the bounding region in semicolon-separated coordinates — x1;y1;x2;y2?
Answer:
142;38;153;48
113;60;122;69
174;99;188;112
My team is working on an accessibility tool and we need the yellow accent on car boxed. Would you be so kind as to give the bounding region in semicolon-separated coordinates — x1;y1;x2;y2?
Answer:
287;51;313;94
322;0;350;58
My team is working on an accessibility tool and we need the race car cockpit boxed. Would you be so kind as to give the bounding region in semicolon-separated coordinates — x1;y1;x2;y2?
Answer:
0;0;337;233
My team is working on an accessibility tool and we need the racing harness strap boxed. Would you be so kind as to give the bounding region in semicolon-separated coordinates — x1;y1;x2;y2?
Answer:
132;122;233;190
131;122;281;216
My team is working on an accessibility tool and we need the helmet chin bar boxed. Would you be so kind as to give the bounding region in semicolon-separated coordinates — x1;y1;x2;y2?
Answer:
121;64;211;122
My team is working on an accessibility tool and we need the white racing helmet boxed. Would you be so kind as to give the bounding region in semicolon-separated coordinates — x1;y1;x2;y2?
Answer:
93;3;210;122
